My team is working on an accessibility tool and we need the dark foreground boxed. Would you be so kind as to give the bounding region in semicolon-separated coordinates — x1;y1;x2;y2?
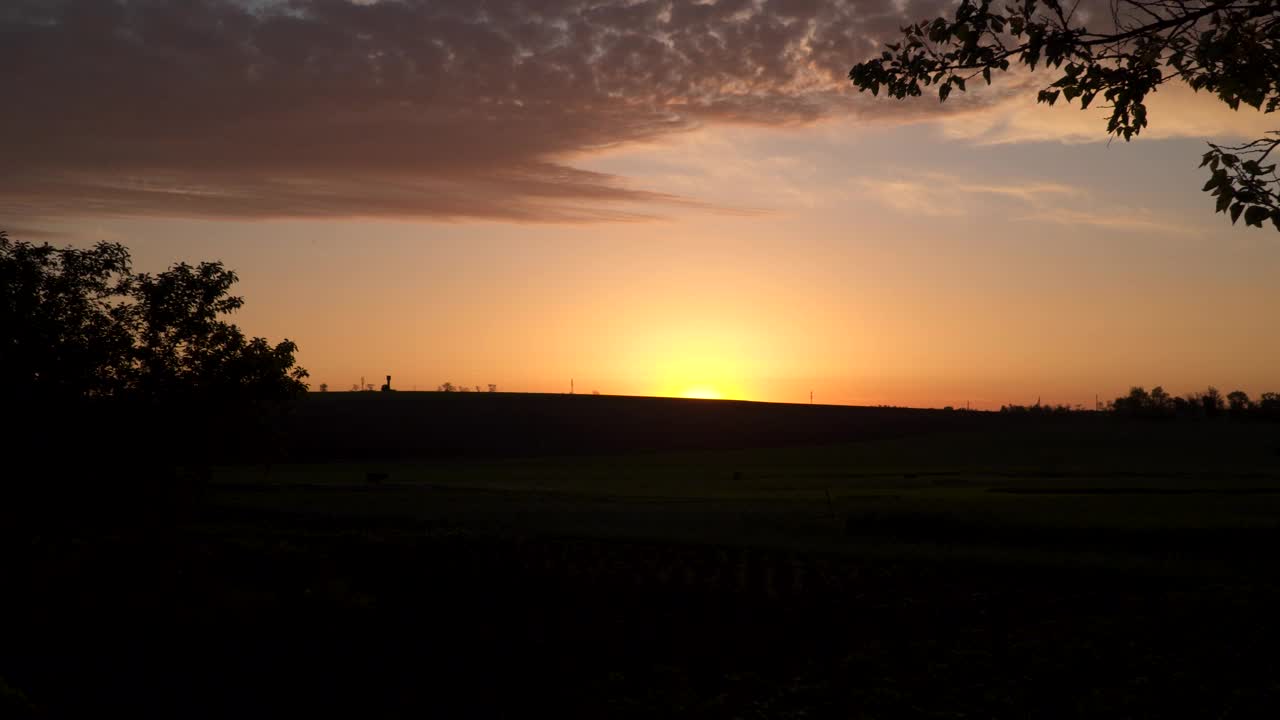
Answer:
5;406;1280;717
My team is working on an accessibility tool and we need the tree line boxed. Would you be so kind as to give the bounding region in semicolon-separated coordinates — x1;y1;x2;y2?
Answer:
1109;386;1280;420
1002;386;1280;420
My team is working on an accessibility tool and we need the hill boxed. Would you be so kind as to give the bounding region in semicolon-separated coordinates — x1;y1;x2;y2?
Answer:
282;391;991;460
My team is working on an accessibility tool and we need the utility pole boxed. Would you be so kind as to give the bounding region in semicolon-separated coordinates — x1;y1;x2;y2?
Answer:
810;390;813;405
570;378;574;395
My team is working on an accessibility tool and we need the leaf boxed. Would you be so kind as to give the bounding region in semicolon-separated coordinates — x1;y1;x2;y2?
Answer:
1215;191;1232;213
1244;205;1269;228
983;67;992;85
940;83;951;102
1230;203;1244;224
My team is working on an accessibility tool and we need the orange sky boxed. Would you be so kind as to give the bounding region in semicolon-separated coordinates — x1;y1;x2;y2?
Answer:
5;0;1278;409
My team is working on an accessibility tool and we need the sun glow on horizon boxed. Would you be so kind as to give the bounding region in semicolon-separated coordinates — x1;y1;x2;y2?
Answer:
680;385;724;400
631;323;763;404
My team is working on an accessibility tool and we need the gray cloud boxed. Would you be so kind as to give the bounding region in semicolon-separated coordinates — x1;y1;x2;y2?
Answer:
2;0;985;223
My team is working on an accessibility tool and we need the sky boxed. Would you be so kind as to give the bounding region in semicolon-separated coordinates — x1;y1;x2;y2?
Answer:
4;0;1278;409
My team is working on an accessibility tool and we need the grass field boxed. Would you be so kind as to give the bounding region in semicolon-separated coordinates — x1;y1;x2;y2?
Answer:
213;417;1280;567
6;398;1280;717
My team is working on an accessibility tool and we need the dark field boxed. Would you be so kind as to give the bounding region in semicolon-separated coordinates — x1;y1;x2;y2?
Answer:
282;391;976;458
6;394;1280;717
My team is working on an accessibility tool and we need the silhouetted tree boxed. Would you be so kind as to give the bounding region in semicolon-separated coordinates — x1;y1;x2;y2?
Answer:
850;0;1280;231
1111;386;1151;416
1172;395;1197;417
319;383;328;392
1227;389;1252;416
1109;385;1185;418
1;232;134;404
1;231;308;478
1200;386;1225;417
1150;386;1174;413
1259;392;1280;418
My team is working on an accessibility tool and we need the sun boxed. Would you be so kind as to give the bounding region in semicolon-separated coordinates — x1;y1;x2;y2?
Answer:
681;386;723;400
639;331;753;401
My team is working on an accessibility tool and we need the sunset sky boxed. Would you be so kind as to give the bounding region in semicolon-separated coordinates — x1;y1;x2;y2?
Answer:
5;0;1278;409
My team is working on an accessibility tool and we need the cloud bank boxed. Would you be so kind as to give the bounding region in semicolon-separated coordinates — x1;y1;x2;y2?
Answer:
0;0;965;222
3;0;1263;224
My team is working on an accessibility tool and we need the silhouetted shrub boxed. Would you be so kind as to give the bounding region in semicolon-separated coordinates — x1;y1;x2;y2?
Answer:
999;403;1076;416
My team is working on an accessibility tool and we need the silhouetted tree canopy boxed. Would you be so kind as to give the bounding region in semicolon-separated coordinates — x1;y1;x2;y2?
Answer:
1226;389;1252;415
849;0;1280;231
1;230;308;470
1108;384;1278;419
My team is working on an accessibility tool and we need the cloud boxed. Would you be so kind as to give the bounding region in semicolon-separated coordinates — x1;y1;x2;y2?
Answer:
1;0;918;223
857;171;1192;234
1;0;1270;224
856;178;968;217
857;172;1080;217
1;225;79;241
1012;206;1193;234
954;180;1080;204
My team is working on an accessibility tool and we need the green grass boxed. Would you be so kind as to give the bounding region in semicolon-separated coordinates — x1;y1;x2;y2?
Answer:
206;420;1280;573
